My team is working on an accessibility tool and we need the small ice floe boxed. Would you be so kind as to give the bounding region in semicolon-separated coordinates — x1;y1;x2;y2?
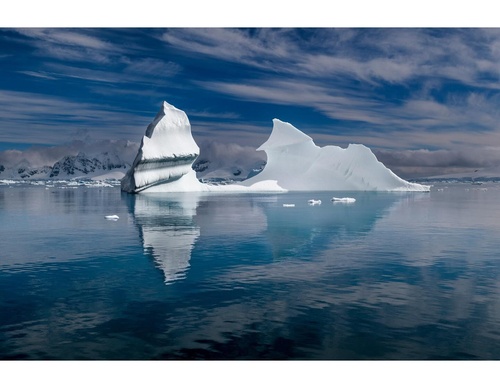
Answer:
308;199;322;205
0;180;17;185
331;197;356;203
104;215;120;221
283;203;295;207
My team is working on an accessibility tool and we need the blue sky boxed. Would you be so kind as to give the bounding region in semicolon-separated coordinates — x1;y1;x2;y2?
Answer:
1;26;500;176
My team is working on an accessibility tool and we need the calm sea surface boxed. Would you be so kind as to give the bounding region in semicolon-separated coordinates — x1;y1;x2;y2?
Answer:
1;182;500;360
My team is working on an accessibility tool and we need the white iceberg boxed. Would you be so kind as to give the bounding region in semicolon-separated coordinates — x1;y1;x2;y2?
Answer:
121;101;201;193
121;102;430;193
308;199;322;205
332;197;356;203
104;214;120;220
242;119;429;192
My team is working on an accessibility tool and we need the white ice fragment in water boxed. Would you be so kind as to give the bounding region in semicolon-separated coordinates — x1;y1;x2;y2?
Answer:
283;203;295;207
105;215;120;220
308;199;322;205
0;180;17;185
331;197;356;203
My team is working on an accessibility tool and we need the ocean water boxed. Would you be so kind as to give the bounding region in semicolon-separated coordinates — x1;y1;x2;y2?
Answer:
1;182;500;360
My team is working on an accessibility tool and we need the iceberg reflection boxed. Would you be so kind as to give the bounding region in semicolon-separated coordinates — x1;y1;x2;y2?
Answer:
128;193;201;284
263;192;405;262
127;191;407;285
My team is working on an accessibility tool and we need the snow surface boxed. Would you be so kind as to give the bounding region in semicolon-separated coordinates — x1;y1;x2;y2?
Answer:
122;101;430;193
92;171;126;181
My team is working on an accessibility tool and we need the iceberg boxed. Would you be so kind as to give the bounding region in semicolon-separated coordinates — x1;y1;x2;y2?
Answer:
242;119;429;192
121;101;201;193
332;197;356;203
121;101;430;193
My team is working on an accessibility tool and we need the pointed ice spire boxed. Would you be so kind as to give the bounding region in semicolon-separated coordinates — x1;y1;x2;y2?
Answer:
145;101;191;138
257;119;313;151
121;101;200;193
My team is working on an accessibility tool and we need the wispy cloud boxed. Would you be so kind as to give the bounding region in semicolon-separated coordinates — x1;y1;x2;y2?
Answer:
198;79;500;139
16;29;115;50
44;62;179;86
187;109;240;120
191;119;271;148
161;28;293;68
0;89;152;145
14;28;122;63
122;57;181;76
161;29;500;87
17;70;58;80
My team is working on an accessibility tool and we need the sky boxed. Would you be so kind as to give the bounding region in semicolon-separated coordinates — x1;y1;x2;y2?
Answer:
1;6;500;177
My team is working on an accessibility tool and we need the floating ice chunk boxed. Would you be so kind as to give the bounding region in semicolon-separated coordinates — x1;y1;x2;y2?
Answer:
331;197;356;203
0;180;18;185
308;199;322;205
283;203;295;207
104;215;120;220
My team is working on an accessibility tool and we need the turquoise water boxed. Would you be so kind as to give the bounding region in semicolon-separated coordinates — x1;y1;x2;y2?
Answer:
1;183;500;359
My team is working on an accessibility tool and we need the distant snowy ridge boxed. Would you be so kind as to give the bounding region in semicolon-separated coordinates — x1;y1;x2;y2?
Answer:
192;144;266;182
0;140;137;180
50;152;129;179
0;151;131;180
122;101;430;193
424;165;500;180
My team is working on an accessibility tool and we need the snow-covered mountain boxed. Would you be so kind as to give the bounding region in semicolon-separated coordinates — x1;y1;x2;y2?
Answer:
423;165;500;180
192;141;266;182
0;140;137;180
0;152;130;180
49;152;130;179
